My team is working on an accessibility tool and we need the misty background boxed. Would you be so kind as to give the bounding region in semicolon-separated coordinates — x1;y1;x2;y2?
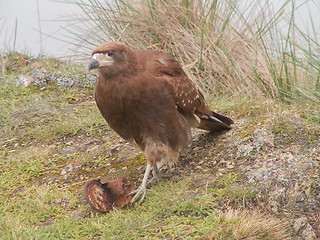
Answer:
0;0;319;58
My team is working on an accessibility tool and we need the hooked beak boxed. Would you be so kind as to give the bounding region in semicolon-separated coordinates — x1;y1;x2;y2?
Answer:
88;58;100;70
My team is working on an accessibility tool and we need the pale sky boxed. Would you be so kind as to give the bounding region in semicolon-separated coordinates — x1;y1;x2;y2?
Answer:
0;0;82;57
0;0;319;58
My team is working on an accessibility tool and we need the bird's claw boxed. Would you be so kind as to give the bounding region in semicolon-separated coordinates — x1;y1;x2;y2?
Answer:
128;185;147;204
147;176;160;188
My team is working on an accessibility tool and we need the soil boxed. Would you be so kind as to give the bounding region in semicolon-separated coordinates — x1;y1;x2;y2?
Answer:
6;59;320;239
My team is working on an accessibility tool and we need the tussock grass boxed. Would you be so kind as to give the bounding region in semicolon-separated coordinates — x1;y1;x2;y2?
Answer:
2;54;318;237
208;209;290;239
69;0;319;104
1;2;319;237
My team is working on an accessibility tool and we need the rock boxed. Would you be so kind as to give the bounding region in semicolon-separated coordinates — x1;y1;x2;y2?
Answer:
29;68;48;87
61;163;75;175
17;68;97;89
293;217;317;240
296;191;308;202
236;128;274;157
226;123;320;238
16;75;33;86
87;145;100;153
55;146;80;156
253;128;274;148
73;212;86;219
237;144;254;156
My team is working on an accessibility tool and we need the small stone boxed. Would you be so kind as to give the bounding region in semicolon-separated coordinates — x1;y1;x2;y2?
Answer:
293;217;316;239
73;212;86;219
296;191;307;203
87;145;100;153
268;200;279;214
61;163;74;175
253;128;274;148
294;217;307;233
302;225;317;240
16;75;33;87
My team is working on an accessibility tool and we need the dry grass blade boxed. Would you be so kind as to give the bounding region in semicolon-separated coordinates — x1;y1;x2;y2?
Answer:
68;0;319;104
208;209;291;239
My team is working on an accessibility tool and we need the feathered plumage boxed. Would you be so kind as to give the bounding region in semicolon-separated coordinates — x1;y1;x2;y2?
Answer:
89;42;233;203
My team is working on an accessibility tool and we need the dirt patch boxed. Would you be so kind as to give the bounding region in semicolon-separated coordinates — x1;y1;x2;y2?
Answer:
176;121;319;239
2;59;319;239
52;113;319;238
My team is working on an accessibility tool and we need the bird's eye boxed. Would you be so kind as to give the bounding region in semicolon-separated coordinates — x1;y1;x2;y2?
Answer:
107;50;114;57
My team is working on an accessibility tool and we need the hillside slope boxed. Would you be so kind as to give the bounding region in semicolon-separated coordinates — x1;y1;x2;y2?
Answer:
1;55;319;239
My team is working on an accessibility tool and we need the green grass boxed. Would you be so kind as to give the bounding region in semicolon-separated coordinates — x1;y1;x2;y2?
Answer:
1;1;320;237
0;171;288;239
0;84;102;143
1;54;309;239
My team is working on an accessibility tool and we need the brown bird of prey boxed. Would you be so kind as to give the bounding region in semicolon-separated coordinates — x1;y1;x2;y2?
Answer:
88;42;233;204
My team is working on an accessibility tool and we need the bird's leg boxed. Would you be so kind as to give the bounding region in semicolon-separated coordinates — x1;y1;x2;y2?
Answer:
148;163;174;187
153;164;160;179
146;165;161;187
129;163;152;204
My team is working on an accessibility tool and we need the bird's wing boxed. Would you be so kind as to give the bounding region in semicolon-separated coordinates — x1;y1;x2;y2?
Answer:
144;51;233;130
146;51;211;116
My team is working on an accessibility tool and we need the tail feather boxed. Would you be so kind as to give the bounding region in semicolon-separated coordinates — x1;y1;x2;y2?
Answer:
198;111;234;132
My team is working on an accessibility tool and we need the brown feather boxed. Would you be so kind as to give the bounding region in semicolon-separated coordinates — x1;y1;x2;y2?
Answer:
90;42;233;202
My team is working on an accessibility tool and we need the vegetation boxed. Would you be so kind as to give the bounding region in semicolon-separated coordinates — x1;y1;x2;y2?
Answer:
1;0;319;239
72;0;319;104
2;51;319;240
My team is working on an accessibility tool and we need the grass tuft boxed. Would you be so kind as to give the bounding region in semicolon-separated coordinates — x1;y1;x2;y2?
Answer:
208;209;291;239
68;0;319;104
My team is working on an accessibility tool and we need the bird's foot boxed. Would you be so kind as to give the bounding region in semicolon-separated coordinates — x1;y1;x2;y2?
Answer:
129;183;147;204
147;172;169;188
146;176;160;188
128;163;152;204
148;168;173;186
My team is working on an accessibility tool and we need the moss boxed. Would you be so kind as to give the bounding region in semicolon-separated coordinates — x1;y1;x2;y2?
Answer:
1;53;317;239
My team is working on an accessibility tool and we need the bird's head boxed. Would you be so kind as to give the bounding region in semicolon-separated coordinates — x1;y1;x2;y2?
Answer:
88;42;130;76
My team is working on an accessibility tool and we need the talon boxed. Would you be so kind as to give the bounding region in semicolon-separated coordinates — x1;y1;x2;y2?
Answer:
146;176;160;188
128;163;152;204
129;185;147;204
